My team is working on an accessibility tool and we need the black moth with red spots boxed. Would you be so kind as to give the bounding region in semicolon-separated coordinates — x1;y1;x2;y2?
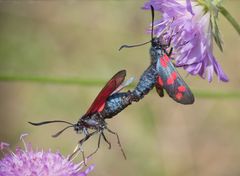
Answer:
130;39;194;104
121;5;194;104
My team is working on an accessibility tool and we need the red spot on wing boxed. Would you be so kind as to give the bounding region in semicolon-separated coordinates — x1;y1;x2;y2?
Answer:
178;85;186;92
167;77;174;85
176;92;183;100
159;54;170;68
157;76;163;86
167;72;178;85
171;72;177;80
160;58;168;68
163;54;170;63
97;102;105;112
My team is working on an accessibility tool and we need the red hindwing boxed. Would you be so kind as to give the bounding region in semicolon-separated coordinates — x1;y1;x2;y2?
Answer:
85;70;126;115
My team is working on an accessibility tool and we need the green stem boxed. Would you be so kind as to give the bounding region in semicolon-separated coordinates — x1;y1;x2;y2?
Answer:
218;5;240;35
0;75;106;86
194;89;240;99
1;75;240;99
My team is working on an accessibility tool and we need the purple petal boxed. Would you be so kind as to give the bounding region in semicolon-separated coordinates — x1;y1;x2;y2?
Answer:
0;136;95;176
0;142;9;150
84;164;95;174
186;0;195;15
212;54;229;82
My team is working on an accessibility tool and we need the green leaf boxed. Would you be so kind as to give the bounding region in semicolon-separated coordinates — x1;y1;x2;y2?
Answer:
218;5;240;35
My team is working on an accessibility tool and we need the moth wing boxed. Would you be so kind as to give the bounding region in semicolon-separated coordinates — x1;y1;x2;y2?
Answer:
85;70;126;114
156;54;194;104
155;81;164;97
111;76;134;95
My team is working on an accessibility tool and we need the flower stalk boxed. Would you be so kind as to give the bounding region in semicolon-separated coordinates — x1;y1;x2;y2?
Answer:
218;5;240;35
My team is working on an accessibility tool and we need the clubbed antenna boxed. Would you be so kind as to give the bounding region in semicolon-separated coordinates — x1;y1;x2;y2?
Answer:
29;120;74;138
52;125;74;138
118;5;156;51
118;41;151;51
150;5;155;40
29;120;74;126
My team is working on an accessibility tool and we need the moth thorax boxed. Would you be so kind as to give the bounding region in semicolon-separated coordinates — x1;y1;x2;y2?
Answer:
150;47;161;65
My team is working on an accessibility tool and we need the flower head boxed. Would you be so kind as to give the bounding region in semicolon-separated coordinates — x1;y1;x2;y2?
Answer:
0;134;94;176
143;0;229;82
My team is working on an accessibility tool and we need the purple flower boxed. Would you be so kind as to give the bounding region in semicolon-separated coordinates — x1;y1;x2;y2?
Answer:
143;0;229;82
0;134;94;176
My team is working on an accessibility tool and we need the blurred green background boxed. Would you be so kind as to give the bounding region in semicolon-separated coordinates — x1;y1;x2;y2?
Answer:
0;1;240;176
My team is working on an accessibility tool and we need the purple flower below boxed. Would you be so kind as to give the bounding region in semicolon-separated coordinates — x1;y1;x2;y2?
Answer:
0;135;94;176
143;0;228;82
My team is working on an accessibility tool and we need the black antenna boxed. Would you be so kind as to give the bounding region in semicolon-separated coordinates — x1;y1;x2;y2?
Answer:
119;41;151;51
28;120;74;126
52;125;74;138
29;120;74;138
150;5;154;40
119;5;155;51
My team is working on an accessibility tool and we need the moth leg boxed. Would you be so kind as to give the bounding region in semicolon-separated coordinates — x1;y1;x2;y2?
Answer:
173;62;188;68
80;131;98;165
87;132;102;159
102;132;111;149
167;36;172;47
167;47;173;57
68;131;97;165
106;127;126;160
79;145;86;166
68;144;81;162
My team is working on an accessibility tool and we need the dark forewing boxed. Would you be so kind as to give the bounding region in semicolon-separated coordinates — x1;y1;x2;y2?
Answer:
85;70;126;114
156;54;194;104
